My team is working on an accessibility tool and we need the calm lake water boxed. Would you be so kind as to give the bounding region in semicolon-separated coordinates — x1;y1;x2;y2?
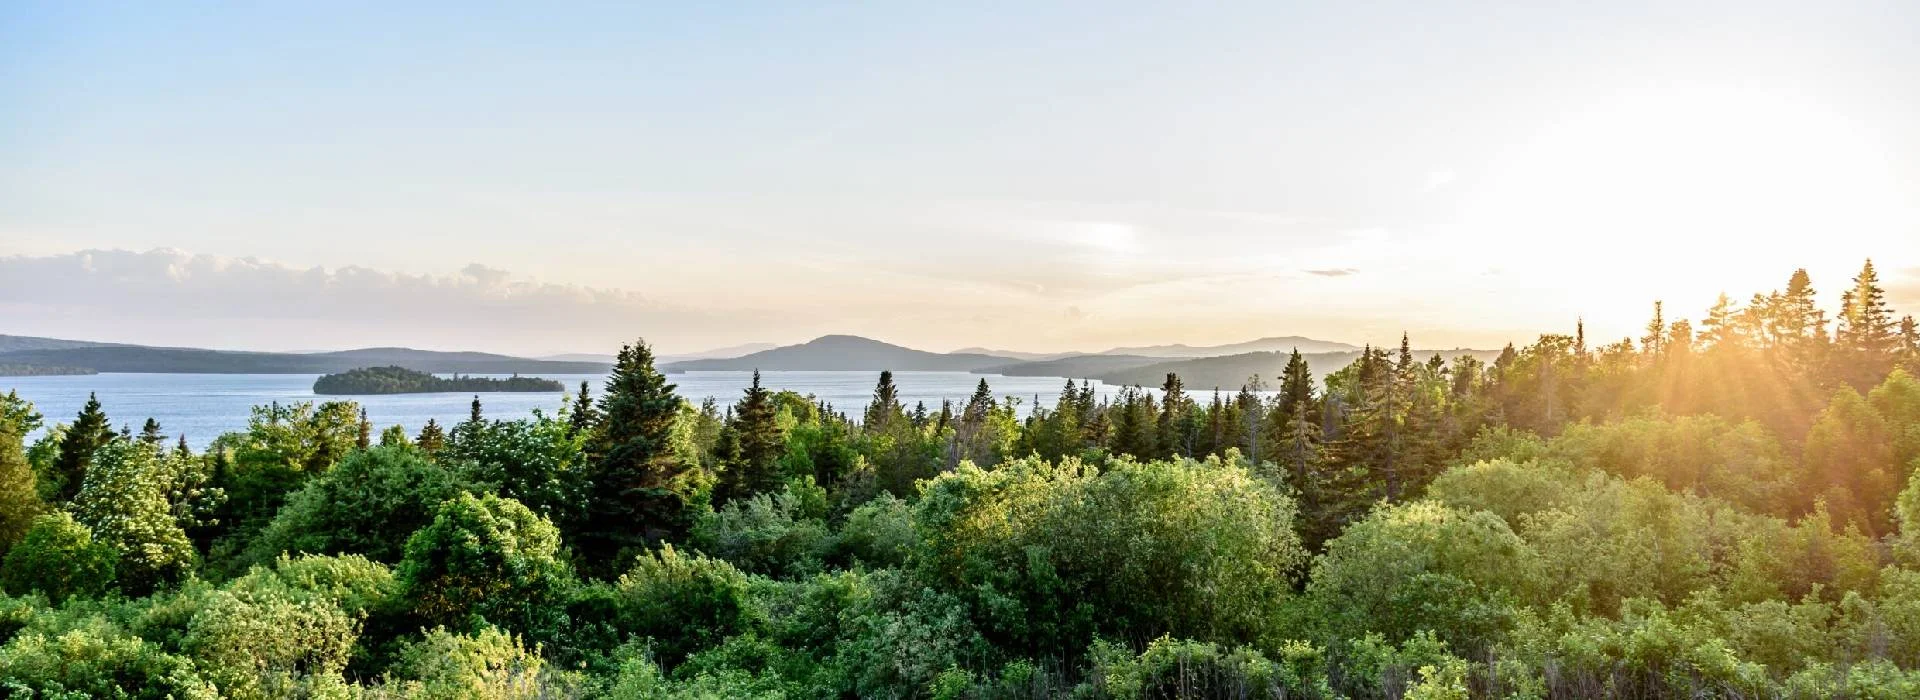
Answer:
3;371;1136;449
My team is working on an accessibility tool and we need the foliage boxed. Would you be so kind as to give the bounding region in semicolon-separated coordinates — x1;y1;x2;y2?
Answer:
0;512;118;603
396;493;573;637
247;444;466;565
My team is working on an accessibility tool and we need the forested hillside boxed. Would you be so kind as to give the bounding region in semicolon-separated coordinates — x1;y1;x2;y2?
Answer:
3;261;1920;698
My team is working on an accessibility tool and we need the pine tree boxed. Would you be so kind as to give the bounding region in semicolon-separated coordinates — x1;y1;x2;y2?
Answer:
1156;373;1189;458
1837;259;1899;388
582;339;688;571
416;419;447;454
865;371;904;432
1279;348;1314;418
50;393;113;504
568;381;600;438
718;370;785;503
356;408;372;450
138;418;165;447
1642;301;1667;357
174;434;190;458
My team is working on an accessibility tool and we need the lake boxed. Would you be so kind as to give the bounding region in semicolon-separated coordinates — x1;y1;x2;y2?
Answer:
2;371;1141;449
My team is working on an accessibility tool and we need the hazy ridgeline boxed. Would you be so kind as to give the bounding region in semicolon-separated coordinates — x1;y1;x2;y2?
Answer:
3;261;1920;698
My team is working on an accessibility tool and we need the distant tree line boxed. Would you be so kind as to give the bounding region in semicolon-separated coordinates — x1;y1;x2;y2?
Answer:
312;365;564;395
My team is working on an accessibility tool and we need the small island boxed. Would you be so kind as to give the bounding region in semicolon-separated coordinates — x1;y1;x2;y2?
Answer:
0;363;98;377
313;366;564;395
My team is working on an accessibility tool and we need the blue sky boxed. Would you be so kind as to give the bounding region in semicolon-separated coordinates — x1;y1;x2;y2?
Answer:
4;2;1917;355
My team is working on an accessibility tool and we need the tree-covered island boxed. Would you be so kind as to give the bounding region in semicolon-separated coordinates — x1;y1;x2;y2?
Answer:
312;366;564;395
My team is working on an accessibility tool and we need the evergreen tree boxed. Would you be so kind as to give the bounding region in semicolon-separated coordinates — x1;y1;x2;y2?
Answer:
1837;259;1899;388
718;371;785;503
582;339;689;571
138;418;165;447
1642;301;1667;357
568;380;599;438
173;434;189;457
1279;348;1315;418
355;408;371;450
864;371;904;431
49;393;113;503
1156;373;1190;458
416;419;447;454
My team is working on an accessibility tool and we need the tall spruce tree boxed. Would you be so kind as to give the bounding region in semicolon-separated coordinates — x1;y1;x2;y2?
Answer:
1837;259;1899;388
138;418;165;447
582;339;688;571
50;393;113;504
416;419;447;454
355;408;371;450
568;380;599;438
864;371;904;431
719;370;784;503
1156;373;1190;458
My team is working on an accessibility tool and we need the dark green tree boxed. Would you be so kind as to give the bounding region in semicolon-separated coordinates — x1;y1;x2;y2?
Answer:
582;339;690;572
568;380;600;437
718;370;785;503
49;392;114;503
355;408;371;450
864;370;904;432
1156;373;1191;458
138;417;165;447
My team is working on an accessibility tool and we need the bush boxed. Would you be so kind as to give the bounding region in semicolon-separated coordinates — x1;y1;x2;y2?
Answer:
0;628;218;699
396;493;573;637
1306;501;1536;654
610;544;755;668
246;445;467;565
915;456;1307;658
183;584;360;698
689;486;832;578
365;625;580;700
831;491;916;568
0;512;117;603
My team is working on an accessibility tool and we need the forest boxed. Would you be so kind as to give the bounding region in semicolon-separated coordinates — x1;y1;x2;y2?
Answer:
312;367;565;395
1;260;1919;699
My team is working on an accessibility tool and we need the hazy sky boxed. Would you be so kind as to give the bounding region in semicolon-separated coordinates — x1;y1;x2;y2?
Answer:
4;2;1918;356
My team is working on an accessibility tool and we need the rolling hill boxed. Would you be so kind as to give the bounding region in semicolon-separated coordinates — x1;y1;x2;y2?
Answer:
663;335;1020;372
0;339;612;375
1097;335;1360;358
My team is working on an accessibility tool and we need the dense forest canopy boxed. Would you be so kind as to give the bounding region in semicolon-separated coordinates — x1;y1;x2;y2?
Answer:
2;260;1920;698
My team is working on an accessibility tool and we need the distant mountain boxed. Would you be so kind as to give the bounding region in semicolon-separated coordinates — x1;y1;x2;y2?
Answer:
664;335;1019;372
537;353;619;364
1091;348;1505;390
0;337;611;375
986;354;1167;379
0;334;129;353
658;342;780;364
950;347;1084;362
1097;336;1359;358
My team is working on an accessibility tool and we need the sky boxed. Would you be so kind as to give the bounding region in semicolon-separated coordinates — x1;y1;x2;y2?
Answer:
3;1;1918;357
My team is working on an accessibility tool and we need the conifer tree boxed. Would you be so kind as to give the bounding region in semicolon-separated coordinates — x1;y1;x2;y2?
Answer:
138;418;165;447
1642;301;1667;357
416;419;447;454
865;371;904;431
1156;373;1190;458
1279;348;1314;418
718;370;785;503
173;434;189;457
1837;259;1899;388
49;393;113;503
356;408;372;450
568;380;599;438
582;339;688;570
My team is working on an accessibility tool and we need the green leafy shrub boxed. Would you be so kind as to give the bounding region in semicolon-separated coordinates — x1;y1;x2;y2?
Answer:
246;444;466;565
0;512;118;603
396;492;573;637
